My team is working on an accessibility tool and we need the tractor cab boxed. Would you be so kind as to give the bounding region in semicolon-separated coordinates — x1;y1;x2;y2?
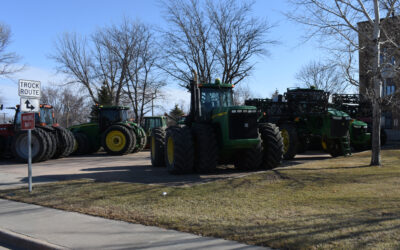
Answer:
91;106;129;132
143;116;167;135
14;104;55;129
191;79;259;146
198;82;234;120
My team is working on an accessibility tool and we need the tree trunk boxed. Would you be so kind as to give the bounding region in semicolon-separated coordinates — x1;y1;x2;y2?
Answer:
370;0;381;166
371;97;381;165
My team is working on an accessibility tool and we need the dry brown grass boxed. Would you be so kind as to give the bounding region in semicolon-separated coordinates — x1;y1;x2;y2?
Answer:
1;150;400;249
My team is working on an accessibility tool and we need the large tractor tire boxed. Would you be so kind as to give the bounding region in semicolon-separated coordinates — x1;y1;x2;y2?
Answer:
322;135;347;157
280;124;298;160
37;128;55;161
88;143;101;154
11;129;48;163
63;129;76;156
73;132;90;155
132;127;147;153
297;138;309;154
102;125;134;155
165;126;194;174
0;136;7;158
259;123;284;169
52;127;68;159
54;127;76;158
234;142;263;171
151;127;166;167
137;127;147;152
0;136;13;159
192;124;218;173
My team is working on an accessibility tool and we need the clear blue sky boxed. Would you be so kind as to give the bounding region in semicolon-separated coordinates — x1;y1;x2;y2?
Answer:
0;0;323;115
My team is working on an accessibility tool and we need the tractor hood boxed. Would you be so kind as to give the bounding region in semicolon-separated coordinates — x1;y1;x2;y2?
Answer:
210;106;257;120
351;119;368;128
327;108;351;120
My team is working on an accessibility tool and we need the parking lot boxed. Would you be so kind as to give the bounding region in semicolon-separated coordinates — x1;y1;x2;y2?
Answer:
0;151;331;190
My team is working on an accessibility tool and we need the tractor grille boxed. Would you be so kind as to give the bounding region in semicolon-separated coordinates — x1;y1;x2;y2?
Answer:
352;126;367;139
330;118;350;137
229;112;258;140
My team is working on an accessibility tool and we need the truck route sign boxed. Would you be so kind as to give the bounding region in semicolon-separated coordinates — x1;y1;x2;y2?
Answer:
18;80;41;99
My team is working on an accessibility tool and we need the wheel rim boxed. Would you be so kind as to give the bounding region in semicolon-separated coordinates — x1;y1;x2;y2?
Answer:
167;136;174;165
73;138;78;152
321;137;328;150
151;136;156;160
281;129;289;154
15;133;40;159
106;130;126;152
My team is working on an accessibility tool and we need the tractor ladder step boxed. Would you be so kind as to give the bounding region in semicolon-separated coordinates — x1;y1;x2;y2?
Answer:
340;137;352;156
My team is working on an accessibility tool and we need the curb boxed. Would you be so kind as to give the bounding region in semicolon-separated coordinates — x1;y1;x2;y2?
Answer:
0;227;68;250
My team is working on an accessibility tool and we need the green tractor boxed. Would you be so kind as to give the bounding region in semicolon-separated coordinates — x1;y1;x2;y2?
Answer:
142;116;168;149
331;94;385;148
143;116;168;137
150;75;284;174
246;87;353;159
69;105;147;155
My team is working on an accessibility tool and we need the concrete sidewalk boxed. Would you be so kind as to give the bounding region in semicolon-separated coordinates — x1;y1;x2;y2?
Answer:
0;199;266;249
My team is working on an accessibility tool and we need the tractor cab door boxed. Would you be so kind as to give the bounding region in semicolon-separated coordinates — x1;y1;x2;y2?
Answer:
200;88;233;120
98;109;128;131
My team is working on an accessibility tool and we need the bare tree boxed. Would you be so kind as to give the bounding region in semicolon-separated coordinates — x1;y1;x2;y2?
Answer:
52;33;97;102
233;83;253;105
123;24;166;124
0;23;23;77
295;60;349;94
51;19;164;123
287;0;400;165
41;86;91;127
161;0;274;86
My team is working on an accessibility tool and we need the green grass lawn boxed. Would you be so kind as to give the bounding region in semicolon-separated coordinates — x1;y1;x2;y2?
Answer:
1;150;400;249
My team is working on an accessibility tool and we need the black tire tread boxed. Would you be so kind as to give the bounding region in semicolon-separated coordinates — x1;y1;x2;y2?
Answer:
234;142;263;170
73;132;90;155
151;127;166;167
165;126;194;174
11;129;48;163
192;124;218;173
280;124;298;160
259;123;284;169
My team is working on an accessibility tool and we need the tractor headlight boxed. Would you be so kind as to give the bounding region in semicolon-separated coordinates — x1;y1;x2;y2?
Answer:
363;125;368;129
232;110;237;113
332;116;342;120
353;125;361;129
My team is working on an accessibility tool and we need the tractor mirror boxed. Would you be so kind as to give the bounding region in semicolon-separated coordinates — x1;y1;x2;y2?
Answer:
0;104;3;110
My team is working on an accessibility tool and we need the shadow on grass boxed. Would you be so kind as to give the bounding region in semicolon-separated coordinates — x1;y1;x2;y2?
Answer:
210;206;400;248
19;164;265;186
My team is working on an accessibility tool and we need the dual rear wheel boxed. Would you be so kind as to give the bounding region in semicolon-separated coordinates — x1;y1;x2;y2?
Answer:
150;123;284;174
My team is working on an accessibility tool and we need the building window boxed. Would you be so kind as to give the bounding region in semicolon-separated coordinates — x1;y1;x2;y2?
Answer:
382;78;396;96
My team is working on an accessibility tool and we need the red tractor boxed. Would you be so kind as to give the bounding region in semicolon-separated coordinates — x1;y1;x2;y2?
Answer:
0;104;75;162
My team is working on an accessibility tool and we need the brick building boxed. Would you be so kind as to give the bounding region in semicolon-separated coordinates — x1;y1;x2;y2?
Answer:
358;17;400;130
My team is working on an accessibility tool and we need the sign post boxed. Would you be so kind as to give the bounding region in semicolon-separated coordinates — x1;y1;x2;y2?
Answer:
19;80;41;192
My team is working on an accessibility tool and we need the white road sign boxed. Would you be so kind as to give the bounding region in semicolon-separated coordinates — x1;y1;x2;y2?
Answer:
20;98;40;113
18;79;41;98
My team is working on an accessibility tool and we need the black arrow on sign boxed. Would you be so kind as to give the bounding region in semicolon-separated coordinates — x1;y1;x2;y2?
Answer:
25;100;35;111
